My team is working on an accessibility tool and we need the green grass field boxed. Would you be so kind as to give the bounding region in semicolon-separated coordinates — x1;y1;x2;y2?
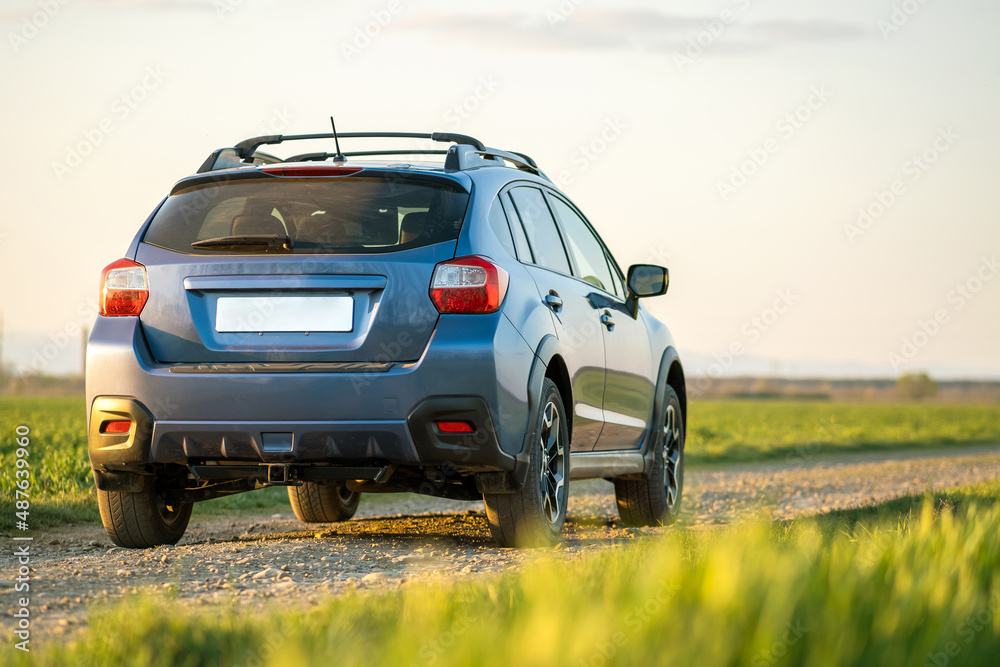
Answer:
1;396;999;530
5;481;1000;666
687;400;1000;465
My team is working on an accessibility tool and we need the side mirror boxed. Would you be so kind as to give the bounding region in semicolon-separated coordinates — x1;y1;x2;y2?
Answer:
625;264;668;317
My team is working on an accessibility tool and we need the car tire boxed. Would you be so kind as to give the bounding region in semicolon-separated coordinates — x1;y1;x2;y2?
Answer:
96;474;193;548
288;481;361;523
614;385;684;526
483;378;569;547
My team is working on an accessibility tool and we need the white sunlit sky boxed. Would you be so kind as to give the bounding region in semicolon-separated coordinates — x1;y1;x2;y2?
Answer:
1;0;998;380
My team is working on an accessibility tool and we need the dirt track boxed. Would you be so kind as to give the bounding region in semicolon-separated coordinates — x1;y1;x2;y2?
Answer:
4;444;1000;637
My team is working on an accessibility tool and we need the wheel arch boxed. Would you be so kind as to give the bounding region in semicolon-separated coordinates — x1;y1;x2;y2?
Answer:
501;334;572;490
543;353;573;443
639;346;685;476
666;353;687;438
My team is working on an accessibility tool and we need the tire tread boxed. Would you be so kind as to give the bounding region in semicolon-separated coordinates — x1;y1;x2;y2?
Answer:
288;482;360;523
96;475;191;548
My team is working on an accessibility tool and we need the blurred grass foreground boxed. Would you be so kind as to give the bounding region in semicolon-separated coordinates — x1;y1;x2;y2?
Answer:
4;482;1000;666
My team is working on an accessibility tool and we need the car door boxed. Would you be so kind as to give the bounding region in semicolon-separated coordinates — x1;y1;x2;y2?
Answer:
504;186;606;452
545;193;654;452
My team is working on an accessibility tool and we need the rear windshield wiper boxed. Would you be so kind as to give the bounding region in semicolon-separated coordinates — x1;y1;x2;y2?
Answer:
191;234;293;251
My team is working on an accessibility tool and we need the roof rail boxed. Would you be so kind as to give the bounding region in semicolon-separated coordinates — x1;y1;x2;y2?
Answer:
443;145;548;180
233;131;486;160
197;127;547;180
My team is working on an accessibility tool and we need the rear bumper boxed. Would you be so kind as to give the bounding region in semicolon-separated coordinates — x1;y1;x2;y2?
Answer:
86;314;534;475
89;395;511;473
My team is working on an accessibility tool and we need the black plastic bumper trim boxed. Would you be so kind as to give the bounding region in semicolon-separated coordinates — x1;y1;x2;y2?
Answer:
406;396;514;472
89;397;154;468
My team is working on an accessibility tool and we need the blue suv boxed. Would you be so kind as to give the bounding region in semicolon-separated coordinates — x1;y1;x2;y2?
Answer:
86;128;686;548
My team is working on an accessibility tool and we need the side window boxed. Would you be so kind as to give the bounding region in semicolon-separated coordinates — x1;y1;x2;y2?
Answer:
501;193;533;262
603;254;621;297
605;253;627;297
508;187;572;275
488;197;517;258
548;195;617;295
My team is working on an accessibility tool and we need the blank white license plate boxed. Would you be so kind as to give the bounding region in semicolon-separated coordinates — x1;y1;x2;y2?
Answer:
215;296;354;333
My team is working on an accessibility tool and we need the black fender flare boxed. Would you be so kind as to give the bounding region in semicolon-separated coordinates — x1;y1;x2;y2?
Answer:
520;334;564;485
639;346;685;477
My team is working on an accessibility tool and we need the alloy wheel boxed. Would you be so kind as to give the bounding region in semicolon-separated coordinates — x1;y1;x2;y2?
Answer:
663;404;682;511
539;400;566;525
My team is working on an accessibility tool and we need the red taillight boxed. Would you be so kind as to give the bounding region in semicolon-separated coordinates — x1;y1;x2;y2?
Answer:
101;420;132;434
436;421;475;434
99;258;149;317
430;255;509;314
261;165;363;177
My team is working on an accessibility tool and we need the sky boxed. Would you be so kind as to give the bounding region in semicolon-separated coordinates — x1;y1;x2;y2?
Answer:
1;0;998;380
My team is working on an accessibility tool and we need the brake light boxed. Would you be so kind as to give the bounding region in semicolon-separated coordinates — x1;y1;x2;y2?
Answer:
262;165;363;177
436;421;475;434
99;258;149;316
430;256;509;314
101;420;132;434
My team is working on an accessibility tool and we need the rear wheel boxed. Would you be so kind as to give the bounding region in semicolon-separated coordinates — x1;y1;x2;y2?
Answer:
288;481;361;523
96;474;193;548
614;385;684;526
483;378;569;547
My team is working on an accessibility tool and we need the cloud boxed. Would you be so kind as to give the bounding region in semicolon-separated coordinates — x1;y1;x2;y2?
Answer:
398;9;869;56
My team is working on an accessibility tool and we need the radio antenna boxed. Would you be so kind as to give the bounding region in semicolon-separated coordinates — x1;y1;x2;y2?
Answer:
330;116;346;163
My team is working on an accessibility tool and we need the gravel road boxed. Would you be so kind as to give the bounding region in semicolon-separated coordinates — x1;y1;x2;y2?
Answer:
5;444;1000;637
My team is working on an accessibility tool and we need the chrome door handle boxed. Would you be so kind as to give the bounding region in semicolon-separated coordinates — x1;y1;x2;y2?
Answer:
544;291;563;311
600;311;615;330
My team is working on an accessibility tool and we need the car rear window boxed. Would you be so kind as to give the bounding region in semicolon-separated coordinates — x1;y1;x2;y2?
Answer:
142;173;471;254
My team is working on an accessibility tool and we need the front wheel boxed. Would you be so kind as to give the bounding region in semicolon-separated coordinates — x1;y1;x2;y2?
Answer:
483;378;569;547
96;473;193;548
288;481;360;523
614;385;685;526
